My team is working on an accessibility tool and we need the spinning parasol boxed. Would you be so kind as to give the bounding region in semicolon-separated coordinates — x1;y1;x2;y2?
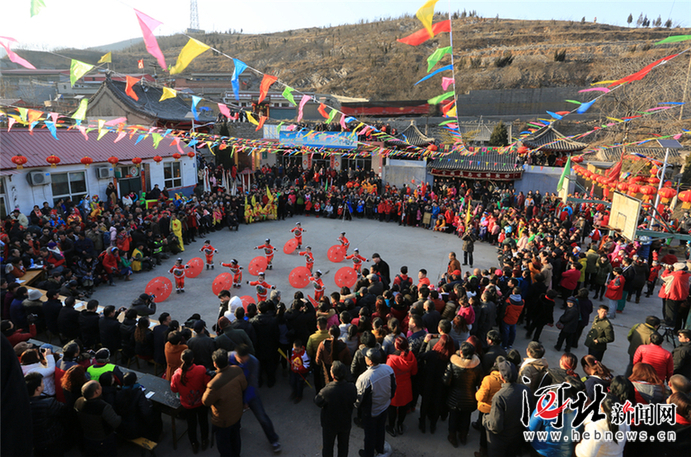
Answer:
327;245;346;263
289;266;311;288
240;295;256;311
186;257;204;278
334;267;357;288
283;239;298;254
212;273;234;296
145;276;173;303
248;256;268;276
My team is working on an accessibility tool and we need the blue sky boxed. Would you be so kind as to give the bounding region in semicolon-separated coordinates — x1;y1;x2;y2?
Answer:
3;0;689;51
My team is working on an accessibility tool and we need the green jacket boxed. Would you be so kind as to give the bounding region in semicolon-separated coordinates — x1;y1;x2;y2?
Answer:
585;317;615;351
594;260;612;286
627;323;656;358
585;250;600;274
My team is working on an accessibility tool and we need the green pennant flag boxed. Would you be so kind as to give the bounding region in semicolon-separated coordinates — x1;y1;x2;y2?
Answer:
70;59;94;87
557;155;571;192
655;35;691;45
30;0;45;17
438;119;457;126
428;91;455;105
72;99;88;120
282;86;296;105
326;109;338;124
151;133;163;149
426;46;452;72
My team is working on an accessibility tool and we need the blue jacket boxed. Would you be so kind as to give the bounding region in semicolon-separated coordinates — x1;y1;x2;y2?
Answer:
528;405;578;457
229;352;259;402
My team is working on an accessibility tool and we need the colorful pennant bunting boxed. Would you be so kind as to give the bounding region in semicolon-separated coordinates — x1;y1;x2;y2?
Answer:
159;87;177;102
428;91;455;105
231;58;247;101
70;59;94;87
397;20;451;46
416;0;440;38
297;95;310;122
282;86;296;105
134;9;167;71
169;38;210;74
427;46;452;72
125;76;139;100
72;98;88;120
98;52;112;64
0;37;36;70
414;64;452;86
258;75;278;104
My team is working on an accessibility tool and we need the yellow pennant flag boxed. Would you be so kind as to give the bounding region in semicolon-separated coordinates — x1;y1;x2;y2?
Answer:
159;87;177;102
72;99;88;121
416;0;440;38
98;52;112;64
246;112;258;125
446;105;457;117
169;38;210;74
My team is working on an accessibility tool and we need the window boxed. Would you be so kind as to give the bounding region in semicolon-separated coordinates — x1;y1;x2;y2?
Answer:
163;161;182;188
51;171;87;205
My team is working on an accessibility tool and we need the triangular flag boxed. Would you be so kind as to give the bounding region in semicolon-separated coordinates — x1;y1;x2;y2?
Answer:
70;59;94;86
135;134;145;145
44;121;59;140
297;95;310;122
340;113;347;130
428;91;455;105
318;103;329;119
97;127;109;141
258;75;278;104
125;76;139;100
114;131;128;143
151;133;162;148
134;9;167;70
282;86;296;105
169;38;210;74
27;109;42;124
72;98;88;120
256;115;267;131
7;118;16;132
427;46;452;72
557;156;571;191
246;112;258;125
159;87;177;102
446;105;457;117
655;35;691;45
231;58;247;101
414;64;452;86
441;77;454;91
397;20;451;46
326;109;338;124
218;103;231;118
98;52;112;64
0;37;36;70
416;0;440;38
577;99;596;114
191;95;201;121
30;0;45;17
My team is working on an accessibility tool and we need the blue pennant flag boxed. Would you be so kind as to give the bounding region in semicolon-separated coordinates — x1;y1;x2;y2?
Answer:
232;59;248;101
414;65;453;86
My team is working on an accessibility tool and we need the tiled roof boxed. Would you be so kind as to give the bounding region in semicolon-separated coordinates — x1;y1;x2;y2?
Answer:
590;146;685;164
428;150;520;172
0;128;192;170
522;125;587;152
90;77;216;123
388;124;435;147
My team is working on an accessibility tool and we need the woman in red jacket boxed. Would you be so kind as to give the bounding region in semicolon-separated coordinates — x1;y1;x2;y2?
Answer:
604;267;625;319
102;247;119;286
170;349;212;453
386;336;418;437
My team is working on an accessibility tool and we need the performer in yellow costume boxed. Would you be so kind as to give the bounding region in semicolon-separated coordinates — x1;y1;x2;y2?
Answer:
170;212;185;252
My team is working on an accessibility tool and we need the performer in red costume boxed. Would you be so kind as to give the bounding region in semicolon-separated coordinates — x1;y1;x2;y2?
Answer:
247;272;275;302
221;258;243;288
200;239;218;269
299;246;315;272
309;270;326;301
291;222;306;249
254;238;277;270
338;231;349;254
169;258;189;293
345;248;368;273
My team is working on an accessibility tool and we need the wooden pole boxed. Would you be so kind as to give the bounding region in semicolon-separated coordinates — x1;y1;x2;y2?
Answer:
680;54;691;121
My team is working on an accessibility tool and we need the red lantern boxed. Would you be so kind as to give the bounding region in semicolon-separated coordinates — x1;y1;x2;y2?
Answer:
517;145;529;154
664;180;673;188
648;177;660;185
658;187;677;203
131;157;142;166
46;155;60;167
427;144;438;151
187;151;195;159
11;154;28;169
153;155;163;163
679;190;691;209
640;185;657;201
617;182;629;193
173;153;182;160
80;156;93;167
632;176;645;183
627;184;641;195
571;155;584;163
107;156;119;166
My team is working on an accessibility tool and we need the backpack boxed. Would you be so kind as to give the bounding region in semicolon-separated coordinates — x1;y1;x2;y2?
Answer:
396;274;412;290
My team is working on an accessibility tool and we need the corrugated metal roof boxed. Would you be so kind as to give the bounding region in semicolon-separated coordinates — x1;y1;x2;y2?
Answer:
522;125;587;152
0;129;193;170
428;150;520;172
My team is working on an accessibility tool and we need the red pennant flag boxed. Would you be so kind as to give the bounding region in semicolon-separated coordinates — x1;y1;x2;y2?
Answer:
137;59;144;69
258;75;278;104
125;76;139;100
256;115;267;131
608;53;678;88
318;103;329;119
397;20;451;46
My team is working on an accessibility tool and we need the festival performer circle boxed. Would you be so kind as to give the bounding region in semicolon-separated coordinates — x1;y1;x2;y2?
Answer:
255;238;277;270
291;222;306;249
247;272;275;302
338;231;349;254
345;248;368;274
309;270;326;301
169;258;189;293
220;259;243;288
299;246;315;273
200;239;218;270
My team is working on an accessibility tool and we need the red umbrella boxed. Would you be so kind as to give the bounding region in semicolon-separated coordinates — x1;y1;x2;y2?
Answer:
186;257;204;278
145;276;173;303
240;295;255;311
334;267;357;288
248;256;268;276
327;245;346;263
283;239;298;255
289;266;311;288
212;273;234;296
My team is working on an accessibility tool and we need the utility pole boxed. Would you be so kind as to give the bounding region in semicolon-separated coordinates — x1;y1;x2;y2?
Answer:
680;54;691;121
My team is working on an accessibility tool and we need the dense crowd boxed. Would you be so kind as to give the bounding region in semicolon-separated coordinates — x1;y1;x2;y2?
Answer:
2;162;691;457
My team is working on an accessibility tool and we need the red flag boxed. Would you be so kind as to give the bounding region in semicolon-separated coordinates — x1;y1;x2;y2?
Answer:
137;59;144;69
125;76;139;100
608;54;678;88
258;75;277;104
606;159;623;181
318;103;329;119
256;115;267;131
397;20;451;46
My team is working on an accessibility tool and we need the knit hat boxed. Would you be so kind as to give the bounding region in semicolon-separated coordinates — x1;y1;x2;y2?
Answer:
28;289;42;301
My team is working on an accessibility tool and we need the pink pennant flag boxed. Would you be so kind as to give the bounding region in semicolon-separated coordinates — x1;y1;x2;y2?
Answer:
7;118;16;132
0;36;36;70
286;124;297;131
578;87;610;93
77;125;88;141
48;112;59;123
133;9;167;70
339;113;347;130
113;131;128;143
105;117;127;126
218;103;231;118
297;95;311;122
441;77;454;91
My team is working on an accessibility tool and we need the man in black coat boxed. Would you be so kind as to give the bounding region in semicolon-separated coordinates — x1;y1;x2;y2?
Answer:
152;312;172;366
79;299;101;349
314;361;357;457
57;296;81;342
42;289;63;336
130;294;156;317
482;330;507;374
251;301;280;388
99;306;123;355
673;329;691;378
285;298;316;346
187;320;216;370
371;253;390;290
25;371;66;456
